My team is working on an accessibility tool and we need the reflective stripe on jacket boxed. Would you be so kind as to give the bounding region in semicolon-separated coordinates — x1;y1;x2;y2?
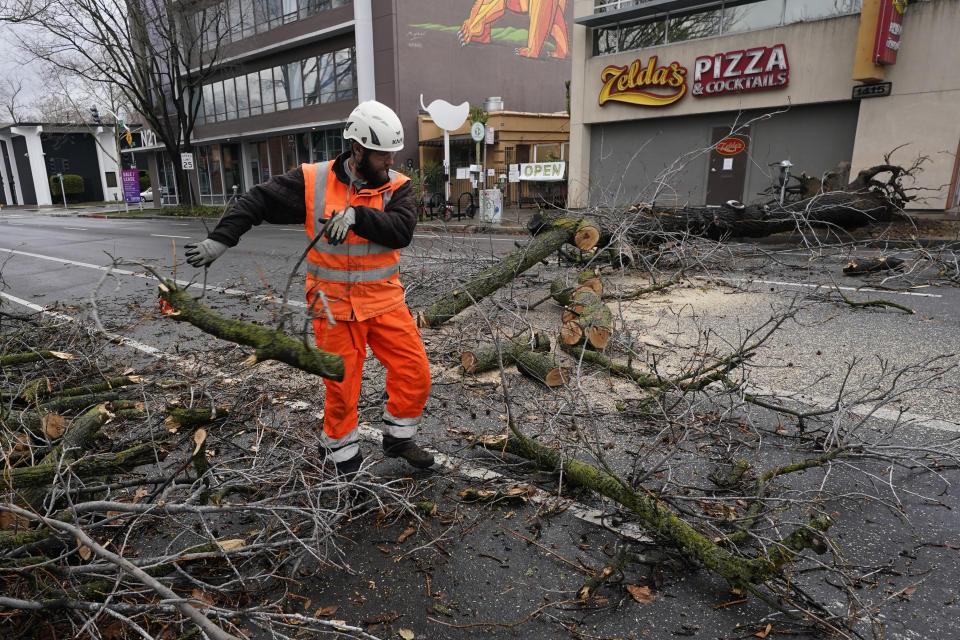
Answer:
303;161;411;321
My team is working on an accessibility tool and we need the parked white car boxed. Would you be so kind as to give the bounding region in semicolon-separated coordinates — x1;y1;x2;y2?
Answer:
139;186;168;202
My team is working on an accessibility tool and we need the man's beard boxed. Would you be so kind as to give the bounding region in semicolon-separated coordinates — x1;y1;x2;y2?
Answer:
356;150;389;187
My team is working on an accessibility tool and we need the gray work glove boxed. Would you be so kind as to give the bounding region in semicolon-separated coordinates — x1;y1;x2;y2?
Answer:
323;207;356;245
184;239;229;267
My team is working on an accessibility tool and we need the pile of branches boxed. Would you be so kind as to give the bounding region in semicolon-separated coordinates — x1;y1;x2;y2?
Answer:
0;309;414;640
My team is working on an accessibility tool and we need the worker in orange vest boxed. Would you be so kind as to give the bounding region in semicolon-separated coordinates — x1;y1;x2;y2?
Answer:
185;100;432;478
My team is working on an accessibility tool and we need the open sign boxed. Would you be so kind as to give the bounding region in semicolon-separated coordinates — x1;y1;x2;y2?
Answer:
715;137;746;156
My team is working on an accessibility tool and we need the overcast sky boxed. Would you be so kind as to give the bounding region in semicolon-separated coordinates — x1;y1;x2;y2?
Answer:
1;23;56;108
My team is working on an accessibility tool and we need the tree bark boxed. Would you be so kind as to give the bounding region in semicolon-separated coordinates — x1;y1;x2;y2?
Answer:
461;331;550;374
158;280;344;381
558;289;614;350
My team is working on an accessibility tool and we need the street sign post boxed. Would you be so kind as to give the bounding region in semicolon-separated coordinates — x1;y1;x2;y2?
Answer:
470;122;485;142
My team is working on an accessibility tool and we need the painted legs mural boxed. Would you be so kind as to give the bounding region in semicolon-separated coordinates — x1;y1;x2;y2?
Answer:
458;0;569;59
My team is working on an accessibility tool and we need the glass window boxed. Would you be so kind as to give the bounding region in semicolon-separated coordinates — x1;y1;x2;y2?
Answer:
724;0;783;34
209;145;224;195
247;73;262;116
784;0;860;23
667;9;721;43
258;141;270;181
335;48;354;101
235;75;249;118
303;56;319;105
253;0;269;33
592;26;618;55
272;65;288;110
286;61;303;108
303;0;330;16
222;77;237;120
283;0;297;22
268;0;283;25
202;84;215;123
228;0;242;41
213;80;227;120
260;68;276;113
283;134;298;170
197;146;212;195
620;19;665;50
240;0;254;37
297;132;310;164
222;143;243;196
318;52;335;103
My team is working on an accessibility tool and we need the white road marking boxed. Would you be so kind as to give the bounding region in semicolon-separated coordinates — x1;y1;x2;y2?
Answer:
741;278;942;298
0;292;162;358
63;226;88;231
150;234;192;239
742;383;960;433
280;228;302;232
0;247;307;308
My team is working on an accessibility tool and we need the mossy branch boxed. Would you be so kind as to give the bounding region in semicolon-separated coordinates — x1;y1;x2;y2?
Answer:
157;280;344;381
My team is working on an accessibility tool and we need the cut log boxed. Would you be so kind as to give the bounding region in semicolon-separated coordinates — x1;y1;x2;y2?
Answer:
573;225;602;251
558;288;613;350
158;281;344;381
461;331;550;374
513;349;569;388
417;216;588;328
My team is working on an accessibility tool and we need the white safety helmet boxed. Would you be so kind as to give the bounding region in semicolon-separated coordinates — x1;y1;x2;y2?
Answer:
343;100;404;152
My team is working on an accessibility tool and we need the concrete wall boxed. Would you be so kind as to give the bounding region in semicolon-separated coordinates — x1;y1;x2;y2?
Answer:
850;0;960;210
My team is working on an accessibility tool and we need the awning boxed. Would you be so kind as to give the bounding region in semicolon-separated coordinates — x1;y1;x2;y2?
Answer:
419;131;498;147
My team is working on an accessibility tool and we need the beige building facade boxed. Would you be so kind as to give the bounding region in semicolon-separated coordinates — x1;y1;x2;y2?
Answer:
568;0;960;212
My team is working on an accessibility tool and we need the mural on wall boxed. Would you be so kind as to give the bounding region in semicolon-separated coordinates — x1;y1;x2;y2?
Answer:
412;0;569;60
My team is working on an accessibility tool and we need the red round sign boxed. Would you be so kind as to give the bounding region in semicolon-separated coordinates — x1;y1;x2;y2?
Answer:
715;137;746;156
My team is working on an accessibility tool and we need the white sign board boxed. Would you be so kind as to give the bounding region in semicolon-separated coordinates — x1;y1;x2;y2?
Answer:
181;153;195;170
479;189;502;224
470;122;485;142
485;125;495;145
519;162;565;182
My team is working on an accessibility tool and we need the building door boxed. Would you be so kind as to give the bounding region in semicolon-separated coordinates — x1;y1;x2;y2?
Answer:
705;127;750;206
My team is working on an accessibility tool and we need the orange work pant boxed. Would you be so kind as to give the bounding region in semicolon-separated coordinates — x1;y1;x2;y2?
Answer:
311;305;431;450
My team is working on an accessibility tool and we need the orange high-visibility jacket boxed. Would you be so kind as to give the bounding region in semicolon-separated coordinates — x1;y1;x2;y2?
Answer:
303;161;411;321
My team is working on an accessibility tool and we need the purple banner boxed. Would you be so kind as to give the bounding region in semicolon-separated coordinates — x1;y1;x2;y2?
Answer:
121;170;140;204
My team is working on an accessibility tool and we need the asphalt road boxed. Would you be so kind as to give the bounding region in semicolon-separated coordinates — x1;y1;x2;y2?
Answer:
2;213;955;427
2;213;959;639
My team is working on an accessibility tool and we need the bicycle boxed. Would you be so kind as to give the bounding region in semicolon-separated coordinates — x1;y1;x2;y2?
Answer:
457;191;477;220
758;160;804;207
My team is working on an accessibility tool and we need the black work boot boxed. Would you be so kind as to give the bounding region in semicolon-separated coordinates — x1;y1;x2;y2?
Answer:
333;451;363;479
382;435;435;469
318;442;363;480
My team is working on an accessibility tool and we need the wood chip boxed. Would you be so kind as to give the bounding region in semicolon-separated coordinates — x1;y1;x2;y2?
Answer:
397;527;415;543
192;428;208;455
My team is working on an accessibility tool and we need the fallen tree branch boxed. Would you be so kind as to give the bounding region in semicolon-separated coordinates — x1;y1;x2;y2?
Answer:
417;216;590;327
157;280;344;381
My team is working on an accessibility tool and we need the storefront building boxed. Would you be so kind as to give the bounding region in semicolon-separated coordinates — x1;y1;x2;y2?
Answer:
134;0;572;206
567;0;959;212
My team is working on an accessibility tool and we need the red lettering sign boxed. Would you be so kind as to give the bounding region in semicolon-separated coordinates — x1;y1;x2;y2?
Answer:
715;138;746;156
691;45;789;98
873;0;906;65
